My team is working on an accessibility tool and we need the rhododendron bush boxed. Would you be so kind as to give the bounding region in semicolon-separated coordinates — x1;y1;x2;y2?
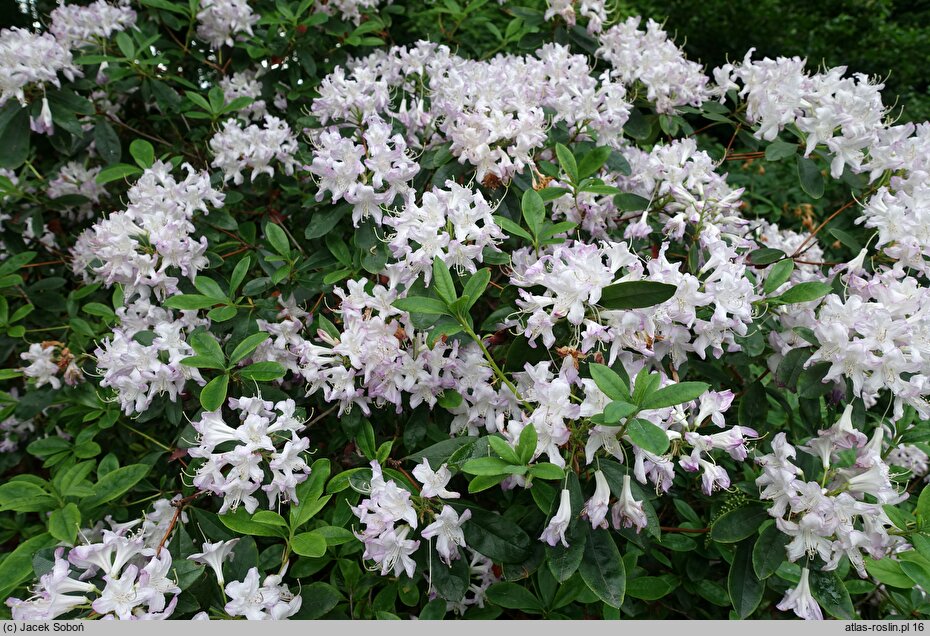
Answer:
2;0;930;622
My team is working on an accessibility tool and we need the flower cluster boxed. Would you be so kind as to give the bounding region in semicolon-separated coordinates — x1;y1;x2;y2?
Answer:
0;27;79;106
306;114;419;226
596;17;709;114
7;513;183;620
383;180;504;287
224;567;302;620
189;397;311;514
351;460;421;577
196;0;260;48
756;413;907;619
71;161;223;301
543;0;608;33
210;116;299;185
49;0;137;48
311;41;631;183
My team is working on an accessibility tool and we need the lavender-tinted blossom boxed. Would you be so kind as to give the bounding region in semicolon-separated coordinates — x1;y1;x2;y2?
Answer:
540;489;573;547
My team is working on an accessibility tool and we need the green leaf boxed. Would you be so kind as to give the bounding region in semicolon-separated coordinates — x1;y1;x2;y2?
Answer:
461;457;514;476
265;223;290;257
764;259;795;295
462;509;533;564
207;306;237;322
200;374;229;411
229;332;270;365
728;539;764;619
548;531;586;583
461;269;490;311
392;297;450;315
305;206;347;239
641;381;709;410
115;31;135;58
0;481;57;512
193;276;226;300
94;120;121;165
0;533;55;602
291;531;327;558
180;355;227;370
493;214;533;242
95;163;143;184
528;463;564;480
752;523;788;580
864;557;913;588
599;281;676;310
580;528;626;608
809;568;855;619
190;331;225;361
516;424;537;465
521;189;545;236
797;156;825;199
0;105;30;169
918;487;930;523
163;294;221;310
625;418;669;455
555;143;579;183
577;146;612;179
775;347;812;391
602;401;637;424
219;508;288;538
468;475;506;493
48;503;82;543
431;257;456;305
631;368;660;405
404;437;475;467
613;192;650;212
488;436;520;465
229;256;251;295
83;464;151;507
486;582;543;613
297;582;342;619
82;302;115;320
315;525;354;546
765;140;798;162
897;558;930;604
710;506;768;543
588;363;630;401
829;228;862;252
430;545;471;602
772;281;833;304
748;247;785;266
238;361;286;382
626;575;677;600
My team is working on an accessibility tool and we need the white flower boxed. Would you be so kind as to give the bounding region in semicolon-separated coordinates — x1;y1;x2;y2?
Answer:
421;506;471;565
92;565;144;619
776;568;823;620
223;568;265;620
364;525;420;578
540;489;573;547
188;538;239;585
610;474;647;533
582;470;611;529
412;459;460;499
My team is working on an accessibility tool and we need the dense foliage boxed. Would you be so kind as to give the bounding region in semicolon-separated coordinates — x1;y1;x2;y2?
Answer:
2;0;930;621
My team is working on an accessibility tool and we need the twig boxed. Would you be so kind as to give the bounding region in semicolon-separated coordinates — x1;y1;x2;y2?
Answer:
722;123;742;160
22;260;65;268
790;196;861;258
303;404;337;429
155;491;205;556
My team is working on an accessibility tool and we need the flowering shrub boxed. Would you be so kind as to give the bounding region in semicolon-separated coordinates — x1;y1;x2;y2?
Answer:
2;0;930;621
